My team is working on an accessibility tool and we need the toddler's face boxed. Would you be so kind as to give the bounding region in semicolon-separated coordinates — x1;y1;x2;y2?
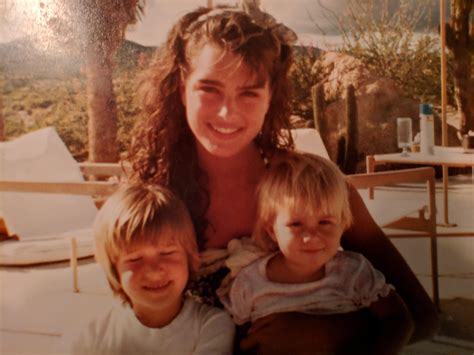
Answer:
116;235;189;318
271;205;344;275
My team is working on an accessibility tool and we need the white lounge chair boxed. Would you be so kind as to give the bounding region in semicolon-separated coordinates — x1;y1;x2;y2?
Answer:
0;127;119;266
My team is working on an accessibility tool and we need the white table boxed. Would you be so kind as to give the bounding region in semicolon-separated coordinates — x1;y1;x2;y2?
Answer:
367;146;474;229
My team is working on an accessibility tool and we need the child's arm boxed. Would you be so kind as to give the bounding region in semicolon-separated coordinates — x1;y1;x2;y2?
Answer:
193;306;235;355
366;289;415;355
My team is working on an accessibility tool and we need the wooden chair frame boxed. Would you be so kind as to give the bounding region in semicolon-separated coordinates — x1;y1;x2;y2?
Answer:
348;167;438;309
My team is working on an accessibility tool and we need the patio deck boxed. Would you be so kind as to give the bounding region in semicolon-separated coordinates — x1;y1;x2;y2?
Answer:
1;175;473;354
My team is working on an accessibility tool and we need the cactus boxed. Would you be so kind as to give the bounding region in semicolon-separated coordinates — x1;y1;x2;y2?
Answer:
311;83;329;149
336;136;346;168
311;82;359;173
343;84;359;174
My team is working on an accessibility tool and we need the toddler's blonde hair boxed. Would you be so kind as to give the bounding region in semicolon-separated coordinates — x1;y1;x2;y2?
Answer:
93;183;200;303
254;152;353;251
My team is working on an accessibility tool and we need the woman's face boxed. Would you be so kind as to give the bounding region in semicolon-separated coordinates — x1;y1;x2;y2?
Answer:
181;43;272;158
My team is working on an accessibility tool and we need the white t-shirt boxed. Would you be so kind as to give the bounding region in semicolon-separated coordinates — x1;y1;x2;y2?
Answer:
65;297;235;355
219;250;393;325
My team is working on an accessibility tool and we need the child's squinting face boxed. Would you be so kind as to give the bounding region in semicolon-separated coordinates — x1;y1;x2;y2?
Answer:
271;205;344;274
116;236;189;318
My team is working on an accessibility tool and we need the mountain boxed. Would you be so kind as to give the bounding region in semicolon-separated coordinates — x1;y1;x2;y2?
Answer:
114;40;155;71
284;0;447;36
293;44;322;59
0;37;82;77
0;38;155;78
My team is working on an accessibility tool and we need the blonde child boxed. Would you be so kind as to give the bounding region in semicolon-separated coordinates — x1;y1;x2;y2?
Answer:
69;183;235;354
219;152;414;354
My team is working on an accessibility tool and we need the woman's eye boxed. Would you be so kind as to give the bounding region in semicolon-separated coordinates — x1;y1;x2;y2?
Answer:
241;90;258;98
160;250;176;256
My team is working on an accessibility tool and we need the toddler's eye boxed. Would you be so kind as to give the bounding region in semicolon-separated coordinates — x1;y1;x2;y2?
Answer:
319;219;334;226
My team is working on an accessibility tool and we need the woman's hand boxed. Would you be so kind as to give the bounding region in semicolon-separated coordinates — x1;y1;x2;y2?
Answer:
240;310;373;355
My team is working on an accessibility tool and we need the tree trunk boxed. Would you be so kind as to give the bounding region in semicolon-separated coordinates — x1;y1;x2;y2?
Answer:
84;49;119;163
446;0;474;135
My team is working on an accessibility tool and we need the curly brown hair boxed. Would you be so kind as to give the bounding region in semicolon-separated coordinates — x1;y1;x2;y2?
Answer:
128;6;295;249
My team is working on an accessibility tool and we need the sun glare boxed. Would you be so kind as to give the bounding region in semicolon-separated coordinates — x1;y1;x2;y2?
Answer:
2;0;72;53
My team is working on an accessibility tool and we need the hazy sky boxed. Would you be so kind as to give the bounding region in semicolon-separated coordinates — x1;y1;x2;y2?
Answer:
125;0;348;46
0;0;370;45
1;0;442;47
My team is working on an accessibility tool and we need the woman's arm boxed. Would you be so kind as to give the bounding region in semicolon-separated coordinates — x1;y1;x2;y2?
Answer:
366;290;414;354
342;184;439;342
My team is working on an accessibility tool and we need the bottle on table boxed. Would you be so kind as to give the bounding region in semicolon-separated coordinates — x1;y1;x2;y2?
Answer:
419;103;434;155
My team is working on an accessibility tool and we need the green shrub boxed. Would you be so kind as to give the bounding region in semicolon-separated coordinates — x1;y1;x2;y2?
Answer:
3;68;141;161
289;46;321;121
336;0;454;105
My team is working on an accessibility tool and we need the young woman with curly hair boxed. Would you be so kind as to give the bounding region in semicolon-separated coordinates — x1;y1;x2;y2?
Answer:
128;5;438;353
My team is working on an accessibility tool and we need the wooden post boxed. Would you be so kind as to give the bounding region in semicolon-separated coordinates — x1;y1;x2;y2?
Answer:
0;86;4;142
440;0;448;147
71;237;79;293
366;155;376;199
439;0;456;227
427;172;440;310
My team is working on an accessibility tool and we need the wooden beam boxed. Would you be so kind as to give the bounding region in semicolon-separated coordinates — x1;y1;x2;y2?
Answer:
348;167;435;189
78;162;129;177
0;181;118;196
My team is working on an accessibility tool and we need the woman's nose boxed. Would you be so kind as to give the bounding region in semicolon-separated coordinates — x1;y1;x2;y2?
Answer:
217;98;235;120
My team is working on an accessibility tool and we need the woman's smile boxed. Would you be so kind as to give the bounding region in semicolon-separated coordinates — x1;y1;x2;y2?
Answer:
208;123;242;136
